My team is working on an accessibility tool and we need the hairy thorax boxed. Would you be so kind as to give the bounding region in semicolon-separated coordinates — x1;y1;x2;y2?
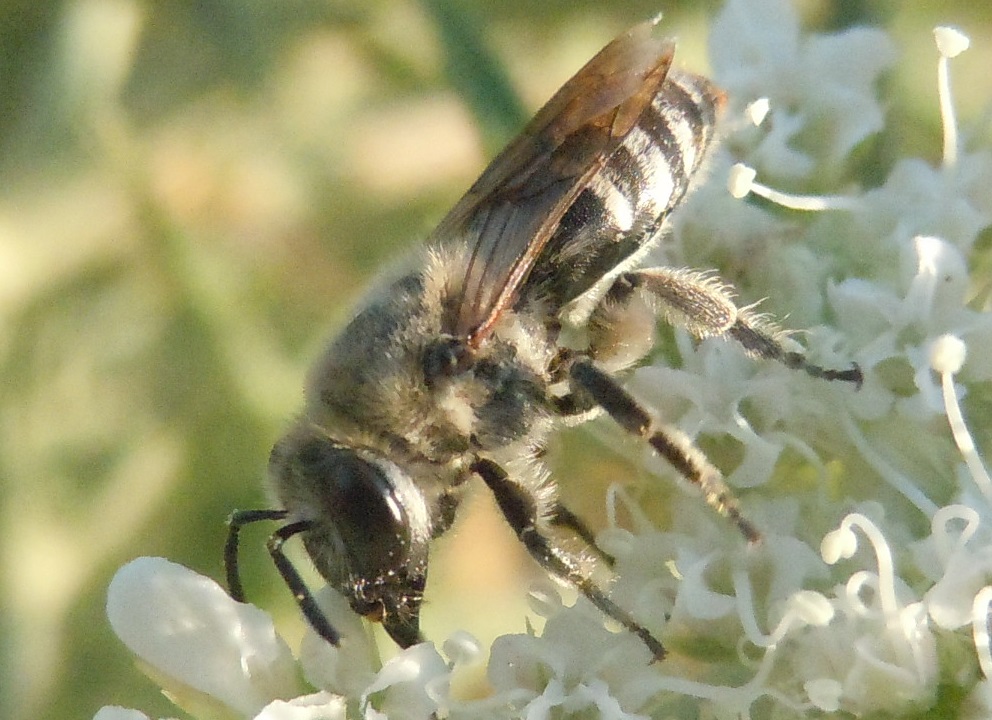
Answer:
304;246;556;476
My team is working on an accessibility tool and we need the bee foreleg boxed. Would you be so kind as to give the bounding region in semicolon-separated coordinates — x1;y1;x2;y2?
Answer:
266;519;343;646
471;457;666;661
569;359;762;544
226;509;347;645
589;269;862;386
225;508;290;601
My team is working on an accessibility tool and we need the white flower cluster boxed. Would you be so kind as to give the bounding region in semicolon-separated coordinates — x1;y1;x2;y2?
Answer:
97;0;992;718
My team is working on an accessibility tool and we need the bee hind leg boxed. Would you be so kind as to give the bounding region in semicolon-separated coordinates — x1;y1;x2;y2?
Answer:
588;268;862;387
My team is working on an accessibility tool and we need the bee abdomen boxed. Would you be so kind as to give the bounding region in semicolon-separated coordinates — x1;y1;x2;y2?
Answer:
525;71;723;311
629;71;722;214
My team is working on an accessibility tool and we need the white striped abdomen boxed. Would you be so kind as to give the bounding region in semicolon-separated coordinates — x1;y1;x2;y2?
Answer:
522;69;723;313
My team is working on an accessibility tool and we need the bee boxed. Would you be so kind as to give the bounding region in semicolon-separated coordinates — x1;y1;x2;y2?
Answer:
224;18;861;661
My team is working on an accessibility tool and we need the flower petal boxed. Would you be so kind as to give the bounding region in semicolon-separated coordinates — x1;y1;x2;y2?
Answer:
107;557;300;717
92;707;152;720
253;692;346;720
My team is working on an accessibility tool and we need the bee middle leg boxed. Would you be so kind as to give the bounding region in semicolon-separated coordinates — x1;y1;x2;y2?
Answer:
471;457;666;661
549;502;616;566
568;358;762;544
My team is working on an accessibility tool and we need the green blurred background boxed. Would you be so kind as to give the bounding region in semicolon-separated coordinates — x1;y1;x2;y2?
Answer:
1;1;989;718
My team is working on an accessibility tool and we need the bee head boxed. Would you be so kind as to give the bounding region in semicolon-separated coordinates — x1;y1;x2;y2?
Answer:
269;430;432;648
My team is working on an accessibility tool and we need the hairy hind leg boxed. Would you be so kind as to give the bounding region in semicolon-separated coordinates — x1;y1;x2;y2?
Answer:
588;268;862;386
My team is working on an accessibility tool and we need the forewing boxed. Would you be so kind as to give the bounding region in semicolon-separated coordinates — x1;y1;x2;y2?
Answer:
430;19;675;346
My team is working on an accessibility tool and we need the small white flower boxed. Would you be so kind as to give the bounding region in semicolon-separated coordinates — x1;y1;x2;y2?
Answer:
105;558;472;720
254;692;345;720
295;587;380;699
919;506;992;630
710;0;895;175
106;557;300;718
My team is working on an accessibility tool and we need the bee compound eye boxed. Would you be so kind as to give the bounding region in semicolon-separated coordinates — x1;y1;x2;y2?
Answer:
283;438;431;585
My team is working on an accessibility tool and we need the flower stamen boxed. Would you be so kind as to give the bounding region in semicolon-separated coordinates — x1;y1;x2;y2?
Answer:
933;26;970;168
930;334;992;505
727;163;861;211
971;586;992;679
823;514;899;618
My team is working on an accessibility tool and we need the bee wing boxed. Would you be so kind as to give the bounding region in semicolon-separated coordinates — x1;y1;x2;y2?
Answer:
430;19;675;347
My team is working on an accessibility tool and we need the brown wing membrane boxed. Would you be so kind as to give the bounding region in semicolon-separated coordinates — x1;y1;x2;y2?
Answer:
429;18;676;347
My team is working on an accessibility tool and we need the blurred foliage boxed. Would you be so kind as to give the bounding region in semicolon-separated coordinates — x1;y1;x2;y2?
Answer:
0;1;989;719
